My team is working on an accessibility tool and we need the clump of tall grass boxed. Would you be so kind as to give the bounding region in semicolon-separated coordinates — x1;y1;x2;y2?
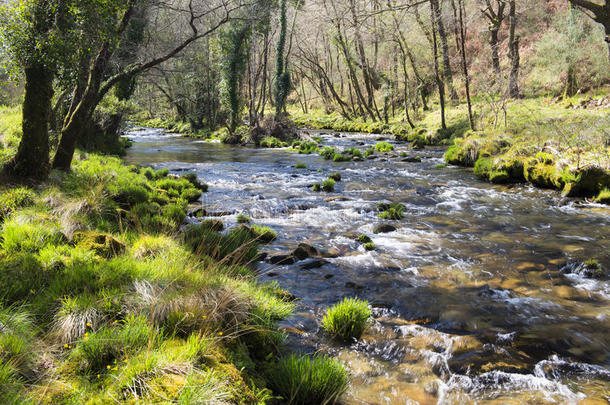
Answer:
322;298;371;342
268;354;349;405
183;224;259;265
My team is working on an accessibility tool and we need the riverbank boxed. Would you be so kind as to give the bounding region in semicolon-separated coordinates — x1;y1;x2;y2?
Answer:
0;109;358;404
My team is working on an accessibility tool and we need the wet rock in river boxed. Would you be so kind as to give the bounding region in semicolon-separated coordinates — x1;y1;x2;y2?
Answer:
402;156;422;163
299;258;329;269
187;207;207;217
269;254;296;265
345;281;364;289
207;210;233;217
324;196;351;202
374;224;397;234
293;243;321;260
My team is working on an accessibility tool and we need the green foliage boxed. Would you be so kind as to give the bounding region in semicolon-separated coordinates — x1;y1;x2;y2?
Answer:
342;148;363;159
69;315;156;375
268;354;349;405
356;234;372;244
312;183;321;192
249;225;277;243
363;242;375;251
595;188;610;204
294;163;307;169
236;214;251;223
328;172;341;181
132;235;175;259
375;142;394;153
1;215;64;254
260;137;288;148
0;187;35;221
220;21;252;132
322;297;371;342
332;153;350;162
183;224;259;265
0;253;47;304
321;178;336;192
377;202;406;220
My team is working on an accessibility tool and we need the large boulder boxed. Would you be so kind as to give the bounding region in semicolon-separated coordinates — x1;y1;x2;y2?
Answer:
562;166;610;198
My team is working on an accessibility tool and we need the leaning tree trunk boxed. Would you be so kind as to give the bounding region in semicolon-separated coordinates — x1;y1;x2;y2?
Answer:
5;64;54;180
431;0;458;101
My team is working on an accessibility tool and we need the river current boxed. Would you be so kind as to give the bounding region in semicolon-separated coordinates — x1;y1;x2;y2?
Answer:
124;127;610;405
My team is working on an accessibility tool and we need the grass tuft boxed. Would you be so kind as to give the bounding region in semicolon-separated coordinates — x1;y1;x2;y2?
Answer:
322;297;371;342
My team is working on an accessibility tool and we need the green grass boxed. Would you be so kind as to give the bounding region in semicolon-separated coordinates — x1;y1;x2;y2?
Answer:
328;172;341;181
268;354;349;405
375;142;394;152
295;163;307;169
322;178;336;192
249;224;278;243
236;214;251;223
322;297;371;342
363;242;375;251
356;234;372;244
260;136;288;148
0;187;35;221
377;202;406;220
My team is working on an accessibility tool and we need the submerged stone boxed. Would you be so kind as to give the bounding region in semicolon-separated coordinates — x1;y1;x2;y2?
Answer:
374;224;397;234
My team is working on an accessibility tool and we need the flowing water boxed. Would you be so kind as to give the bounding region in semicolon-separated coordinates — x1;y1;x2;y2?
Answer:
124;127;610;405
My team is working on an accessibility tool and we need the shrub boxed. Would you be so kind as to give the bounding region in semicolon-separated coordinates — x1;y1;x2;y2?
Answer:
328;172;341;182
364;242;375;251
312;183;321;192
0;187;35;221
268;354;349;405
236;214;251;224
322;297;371;342
322;179;335;192
377;202;405;220
364;147;375;158
294;163;307;169
375;142;394;152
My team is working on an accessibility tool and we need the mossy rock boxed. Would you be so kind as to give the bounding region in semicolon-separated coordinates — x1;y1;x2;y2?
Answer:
523;159;563;189
473;157;493;180
561;166;610;198
595;188;610;204
73;231;125;258
489;170;511;184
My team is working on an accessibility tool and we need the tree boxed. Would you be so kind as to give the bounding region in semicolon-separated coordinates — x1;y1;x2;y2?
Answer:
0;0;66;179
507;0;520;98
568;0;610;62
481;0;506;75
273;0;290;118
220;20;251;132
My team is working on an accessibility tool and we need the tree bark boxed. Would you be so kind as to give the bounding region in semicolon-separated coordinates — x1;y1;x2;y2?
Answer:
431;0;458;101
5;64;54;179
507;0;520;98
431;0;447;129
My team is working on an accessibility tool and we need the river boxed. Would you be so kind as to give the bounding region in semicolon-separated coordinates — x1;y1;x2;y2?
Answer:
124;127;610;405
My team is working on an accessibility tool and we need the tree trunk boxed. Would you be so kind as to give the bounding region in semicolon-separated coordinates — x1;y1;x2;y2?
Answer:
5;64;54;180
508;0;520;98
431;0;458;101
454;0;475;130
431;0;447;129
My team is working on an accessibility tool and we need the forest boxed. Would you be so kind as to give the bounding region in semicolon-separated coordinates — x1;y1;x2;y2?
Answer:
0;0;609;403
